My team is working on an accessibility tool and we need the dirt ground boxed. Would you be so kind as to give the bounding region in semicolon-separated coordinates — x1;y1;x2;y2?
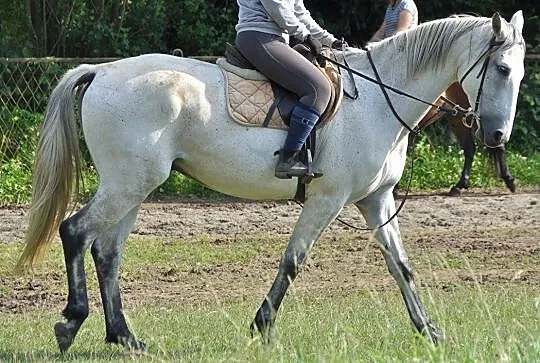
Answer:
1;189;539;313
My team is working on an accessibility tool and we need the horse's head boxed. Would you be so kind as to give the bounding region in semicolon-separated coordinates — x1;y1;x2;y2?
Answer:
459;11;525;148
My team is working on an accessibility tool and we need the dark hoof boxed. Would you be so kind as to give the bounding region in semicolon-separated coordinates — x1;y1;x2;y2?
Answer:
54;322;76;353
112;335;148;353
447;187;463;197
423;320;444;345
249;319;273;344
505;179;516;193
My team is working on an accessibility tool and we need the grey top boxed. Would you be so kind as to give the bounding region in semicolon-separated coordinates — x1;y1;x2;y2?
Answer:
236;0;336;46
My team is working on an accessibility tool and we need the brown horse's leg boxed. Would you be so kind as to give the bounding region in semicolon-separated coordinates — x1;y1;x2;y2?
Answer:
449;120;476;196
489;146;516;192
90;206;146;351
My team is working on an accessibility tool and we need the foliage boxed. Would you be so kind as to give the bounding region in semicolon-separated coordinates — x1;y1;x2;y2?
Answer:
0;108;40;162
511;36;540;155
401;136;540;190
164;0;237;56
65;0;168;57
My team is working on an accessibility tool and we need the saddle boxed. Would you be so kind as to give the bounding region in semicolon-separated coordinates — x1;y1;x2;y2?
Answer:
218;44;344;201
219;43;344;129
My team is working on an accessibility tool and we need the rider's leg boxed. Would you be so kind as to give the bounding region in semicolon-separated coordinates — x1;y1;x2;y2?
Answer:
235;31;331;178
275;103;320;178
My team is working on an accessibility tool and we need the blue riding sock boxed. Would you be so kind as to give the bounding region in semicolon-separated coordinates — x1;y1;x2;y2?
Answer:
283;103;320;152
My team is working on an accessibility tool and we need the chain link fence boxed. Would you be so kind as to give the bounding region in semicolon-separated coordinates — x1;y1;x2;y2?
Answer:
0;58;120;205
1;55;538;205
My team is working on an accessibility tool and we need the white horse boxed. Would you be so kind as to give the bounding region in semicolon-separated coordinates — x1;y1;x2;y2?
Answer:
18;12;525;352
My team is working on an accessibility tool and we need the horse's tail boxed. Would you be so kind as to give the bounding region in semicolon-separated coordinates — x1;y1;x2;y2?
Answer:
17;65;97;270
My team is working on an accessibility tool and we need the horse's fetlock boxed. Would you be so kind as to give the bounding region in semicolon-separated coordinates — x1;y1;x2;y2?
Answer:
62;304;89;321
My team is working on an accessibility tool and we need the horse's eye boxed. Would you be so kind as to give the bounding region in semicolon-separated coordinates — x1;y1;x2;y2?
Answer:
497;65;510;76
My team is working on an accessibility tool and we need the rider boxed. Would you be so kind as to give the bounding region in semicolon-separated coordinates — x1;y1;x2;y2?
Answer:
235;0;346;179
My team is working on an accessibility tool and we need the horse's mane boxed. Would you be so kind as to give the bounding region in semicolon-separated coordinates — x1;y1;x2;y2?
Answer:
366;15;524;78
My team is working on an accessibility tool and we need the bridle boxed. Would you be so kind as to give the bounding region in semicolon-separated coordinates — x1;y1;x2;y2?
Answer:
458;36;505;130
313;35;506;231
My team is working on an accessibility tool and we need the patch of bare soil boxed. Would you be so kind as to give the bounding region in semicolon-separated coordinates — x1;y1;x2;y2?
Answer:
1;190;539;313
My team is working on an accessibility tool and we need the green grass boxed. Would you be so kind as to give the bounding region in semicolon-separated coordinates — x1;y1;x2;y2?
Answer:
1;144;539;205
1;229;539;362
401;139;540;191
0;287;538;362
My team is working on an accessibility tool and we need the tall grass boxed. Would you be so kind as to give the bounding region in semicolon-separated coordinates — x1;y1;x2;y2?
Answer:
0;286;538;362
0;231;538;361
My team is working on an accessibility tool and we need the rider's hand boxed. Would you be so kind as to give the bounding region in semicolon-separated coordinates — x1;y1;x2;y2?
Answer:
303;35;322;56
289;35;303;48
331;39;348;50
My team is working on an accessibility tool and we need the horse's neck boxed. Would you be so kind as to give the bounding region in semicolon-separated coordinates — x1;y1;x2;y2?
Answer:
348;44;459;131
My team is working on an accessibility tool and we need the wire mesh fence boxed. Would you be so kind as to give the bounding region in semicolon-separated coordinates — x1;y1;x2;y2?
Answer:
0;55;538;205
0;58;120;205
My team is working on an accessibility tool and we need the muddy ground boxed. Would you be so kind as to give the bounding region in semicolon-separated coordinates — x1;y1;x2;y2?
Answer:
1;189;539;313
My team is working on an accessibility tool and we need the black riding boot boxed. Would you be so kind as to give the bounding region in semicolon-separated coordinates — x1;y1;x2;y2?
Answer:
275;104;320;179
275;150;308;179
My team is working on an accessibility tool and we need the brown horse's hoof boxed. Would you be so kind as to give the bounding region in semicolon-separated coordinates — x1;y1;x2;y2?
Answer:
505;178;516;193
447;187;463;197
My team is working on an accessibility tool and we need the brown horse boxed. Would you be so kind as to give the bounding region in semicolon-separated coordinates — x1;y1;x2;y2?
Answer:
414;82;516;195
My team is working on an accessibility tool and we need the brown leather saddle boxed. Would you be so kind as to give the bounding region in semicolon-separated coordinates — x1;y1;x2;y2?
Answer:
224;43;343;127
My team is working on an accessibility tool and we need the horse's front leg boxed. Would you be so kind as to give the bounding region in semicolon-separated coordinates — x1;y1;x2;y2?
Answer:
90;206;147;352
491;146;516;192
251;194;345;342
355;189;443;344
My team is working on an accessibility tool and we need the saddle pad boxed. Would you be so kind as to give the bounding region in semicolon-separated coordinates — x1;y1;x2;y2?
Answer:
218;58;287;130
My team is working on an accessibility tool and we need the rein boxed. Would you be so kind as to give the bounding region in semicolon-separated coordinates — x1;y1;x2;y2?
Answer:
311;38;503;231
322;51;475;134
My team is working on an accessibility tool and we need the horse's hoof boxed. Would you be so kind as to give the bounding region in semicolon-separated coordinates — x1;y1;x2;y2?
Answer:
249;320;273;344
118;335;148;353
424;320;444;345
54;322;75;353
447;187;462;197
505;179;516;193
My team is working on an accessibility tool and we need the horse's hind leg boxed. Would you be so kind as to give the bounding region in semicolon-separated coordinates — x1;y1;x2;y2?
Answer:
90;206;145;351
355;190;443;343
54;189;149;353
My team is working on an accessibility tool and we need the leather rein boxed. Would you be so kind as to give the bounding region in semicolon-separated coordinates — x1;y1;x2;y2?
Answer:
324;36;504;133
313;37;504;231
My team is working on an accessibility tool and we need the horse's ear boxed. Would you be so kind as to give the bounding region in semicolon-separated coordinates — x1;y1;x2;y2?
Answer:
510;10;524;34
492;12;509;39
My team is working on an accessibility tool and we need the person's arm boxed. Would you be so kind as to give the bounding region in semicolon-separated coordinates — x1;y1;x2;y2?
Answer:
394;9;414;34
259;0;310;40
369;20;386;42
